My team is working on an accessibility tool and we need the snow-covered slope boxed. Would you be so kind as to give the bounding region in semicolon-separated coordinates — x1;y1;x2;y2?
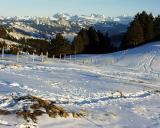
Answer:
0;42;160;128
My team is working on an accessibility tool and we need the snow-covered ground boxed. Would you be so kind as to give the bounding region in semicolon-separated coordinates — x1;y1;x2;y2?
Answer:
0;42;160;128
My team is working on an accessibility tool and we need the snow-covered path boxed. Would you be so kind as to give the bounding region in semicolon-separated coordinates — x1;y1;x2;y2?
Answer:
0;42;160;128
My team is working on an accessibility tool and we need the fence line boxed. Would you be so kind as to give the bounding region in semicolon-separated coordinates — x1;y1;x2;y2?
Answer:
0;50;128;67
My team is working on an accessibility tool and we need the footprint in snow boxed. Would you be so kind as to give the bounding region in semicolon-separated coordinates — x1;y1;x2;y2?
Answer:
151;113;160;127
0;81;7;86
0;120;10;126
10;83;20;87
17;123;38;128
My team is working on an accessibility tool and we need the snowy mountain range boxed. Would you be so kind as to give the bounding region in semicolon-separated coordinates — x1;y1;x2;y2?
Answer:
0;13;133;40
53;13;132;25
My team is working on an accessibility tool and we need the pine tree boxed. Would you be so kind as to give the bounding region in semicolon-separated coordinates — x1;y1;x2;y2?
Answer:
121;11;156;49
86;27;100;53
122;20;144;48
72;36;84;54
0;25;9;39
105;32;112;52
135;11;154;42
51;34;71;57
72;29;89;54
97;31;111;53
144;14;154;41
72;27;111;54
154;15;160;40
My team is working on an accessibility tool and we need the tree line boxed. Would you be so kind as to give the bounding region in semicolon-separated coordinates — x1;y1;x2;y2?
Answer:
17;27;113;57
1;11;160;57
121;11;160;49
72;27;112;54
1;25;114;57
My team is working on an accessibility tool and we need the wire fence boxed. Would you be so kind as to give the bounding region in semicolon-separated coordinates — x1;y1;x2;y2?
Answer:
0;50;128;67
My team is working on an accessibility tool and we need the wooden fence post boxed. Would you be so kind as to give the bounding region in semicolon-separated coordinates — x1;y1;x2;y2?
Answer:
60;54;62;60
70;55;72;63
32;52;35;63
17;51;19;63
46;52;48;61
41;52;44;62
1;47;4;60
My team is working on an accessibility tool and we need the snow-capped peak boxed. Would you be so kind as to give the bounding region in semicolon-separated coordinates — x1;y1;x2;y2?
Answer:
52;13;132;25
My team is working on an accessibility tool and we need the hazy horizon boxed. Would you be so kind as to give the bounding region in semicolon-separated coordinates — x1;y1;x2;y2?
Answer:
0;0;159;17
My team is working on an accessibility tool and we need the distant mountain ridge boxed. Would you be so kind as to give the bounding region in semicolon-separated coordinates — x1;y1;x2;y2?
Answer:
53;13;132;26
0;13;133;41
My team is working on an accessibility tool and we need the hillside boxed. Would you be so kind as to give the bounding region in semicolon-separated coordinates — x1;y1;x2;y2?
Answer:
0;41;160;128
0;14;132;40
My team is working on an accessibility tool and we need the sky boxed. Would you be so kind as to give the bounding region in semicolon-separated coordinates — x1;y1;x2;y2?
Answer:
0;0;159;17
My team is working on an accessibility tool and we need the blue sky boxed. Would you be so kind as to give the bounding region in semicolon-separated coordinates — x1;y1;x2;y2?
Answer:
0;0;159;17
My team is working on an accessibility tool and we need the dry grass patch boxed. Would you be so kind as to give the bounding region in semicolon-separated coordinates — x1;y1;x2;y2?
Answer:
0;109;11;115
14;95;84;123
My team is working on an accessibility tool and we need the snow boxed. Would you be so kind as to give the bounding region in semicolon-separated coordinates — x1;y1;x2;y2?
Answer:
0;41;160;127
53;13;132;24
0;120;8;125
1;14;132;40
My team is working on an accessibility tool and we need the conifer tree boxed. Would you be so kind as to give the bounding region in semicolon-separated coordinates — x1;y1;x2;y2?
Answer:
135;11;154;42
51;34;71;57
121;11;156;49
72;27;112;54
122;20;144;48
72;28;89;54
86;27;100;53
154;15;160;40
144;13;154;41
97;31;111;53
